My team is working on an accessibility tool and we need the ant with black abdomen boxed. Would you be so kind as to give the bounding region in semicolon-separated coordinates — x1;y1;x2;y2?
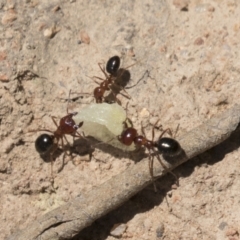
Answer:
118;116;181;192
93;55;134;104
31;91;84;184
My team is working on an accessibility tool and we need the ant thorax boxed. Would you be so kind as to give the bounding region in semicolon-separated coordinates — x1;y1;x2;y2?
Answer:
92;55;135;104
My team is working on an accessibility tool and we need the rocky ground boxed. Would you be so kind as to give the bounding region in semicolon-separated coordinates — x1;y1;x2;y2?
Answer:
1;0;240;239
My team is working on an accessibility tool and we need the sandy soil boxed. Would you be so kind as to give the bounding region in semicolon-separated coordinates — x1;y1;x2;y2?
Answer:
1;0;240;239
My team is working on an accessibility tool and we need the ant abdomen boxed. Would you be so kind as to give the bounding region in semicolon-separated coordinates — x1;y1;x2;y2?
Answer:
106;55;120;75
35;134;54;154
156;137;181;156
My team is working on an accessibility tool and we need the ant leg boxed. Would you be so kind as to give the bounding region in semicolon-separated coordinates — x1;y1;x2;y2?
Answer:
109;82;131;100
154;149;179;186
28;129;54;134
58;137;66;173
123;103;135;128
109;91;122;105
58;150;67;173
93;136;115;147
124;101;129;113
93;76;107;82
123;117;133;129
70;121;84;140
173;124;180;138
85;74;105;84
71;130;89;145
120;102;133;129
140;122;147;138
148;153;157;192
72;131;83;139
151;119;162;141
98;62;108;79
140;119;162;142
62;134;72;153
124;62;137;71
60;136;65;148
63;135;70;146
66;89;74;114
58;136;71;173
81;131;86;138
49;140;59;184
51;116;59;128
118;89;131;99
149;157;158;192
152;122;157;142
158;128;173;139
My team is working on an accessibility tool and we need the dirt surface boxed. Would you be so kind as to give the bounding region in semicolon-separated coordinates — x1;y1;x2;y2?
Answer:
1;0;240;239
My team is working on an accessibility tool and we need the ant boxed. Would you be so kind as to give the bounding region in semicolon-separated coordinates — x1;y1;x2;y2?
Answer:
93;55;133;104
118;117;181;192
33;92;84;183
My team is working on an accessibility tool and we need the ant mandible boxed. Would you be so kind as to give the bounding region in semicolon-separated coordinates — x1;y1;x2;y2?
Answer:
93;55;132;103
33;92;84;182
118;117;181;191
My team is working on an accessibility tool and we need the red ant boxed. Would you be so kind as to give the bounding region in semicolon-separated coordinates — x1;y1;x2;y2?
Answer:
118;117;181;191
32;92;84;182
93;55;133;104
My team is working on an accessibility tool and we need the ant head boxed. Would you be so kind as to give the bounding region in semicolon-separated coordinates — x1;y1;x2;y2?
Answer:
118;127;137;146
35;133;54;154
106;56;120;75
156;137;181;156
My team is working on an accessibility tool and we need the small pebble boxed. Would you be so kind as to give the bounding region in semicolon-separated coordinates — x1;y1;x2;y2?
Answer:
43;25;60;39
110;223;127;237
195;4;215;13
139;108;150;118
44;28;55;38
0;161;7;173
2;9;17;24
225;227;238;237
52;5;61;12
0;74;9;82
8;4;15;9
143;218;152;231
173;0;189;11
80;30;90;44
1;138;15;153
194;37;204;45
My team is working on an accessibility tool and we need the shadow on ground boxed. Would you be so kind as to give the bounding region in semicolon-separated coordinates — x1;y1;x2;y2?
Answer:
72;128;240;240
